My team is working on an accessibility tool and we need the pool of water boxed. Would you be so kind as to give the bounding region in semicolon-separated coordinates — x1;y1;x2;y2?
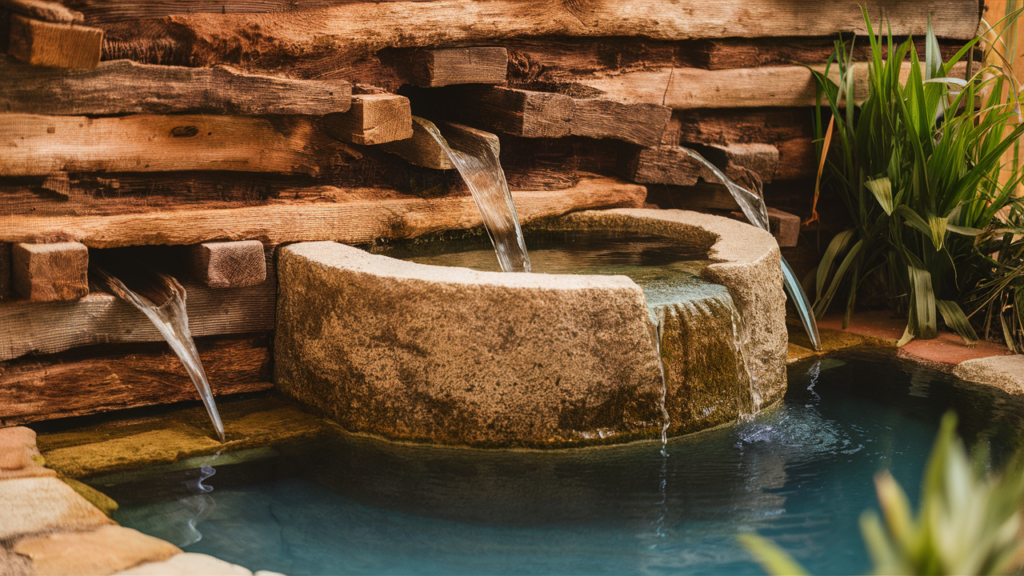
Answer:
88;348;1024;576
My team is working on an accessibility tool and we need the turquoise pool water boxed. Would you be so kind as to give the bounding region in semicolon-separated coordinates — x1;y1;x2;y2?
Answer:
92;349;1024;576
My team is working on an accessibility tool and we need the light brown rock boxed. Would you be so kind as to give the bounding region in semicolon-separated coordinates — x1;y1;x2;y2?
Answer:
113;553;251;576
14;525;180;576
0;426;55;479
0;476;114;539
275;241;665;447
952;356;1024;395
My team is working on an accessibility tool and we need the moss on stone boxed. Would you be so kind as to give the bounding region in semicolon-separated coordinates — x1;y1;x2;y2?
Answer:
61;477;119;516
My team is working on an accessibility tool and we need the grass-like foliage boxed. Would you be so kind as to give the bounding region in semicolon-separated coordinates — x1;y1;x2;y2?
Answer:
740;413;1024;575
965;200;1024;351
809;7;1024;346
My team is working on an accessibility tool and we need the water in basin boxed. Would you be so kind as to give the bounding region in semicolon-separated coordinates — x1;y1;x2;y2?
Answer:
90;348;1024;575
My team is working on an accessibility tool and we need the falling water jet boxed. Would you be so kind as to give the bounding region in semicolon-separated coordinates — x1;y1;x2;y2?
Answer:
418;118;531;273
92;265;226;442
677;147;822;352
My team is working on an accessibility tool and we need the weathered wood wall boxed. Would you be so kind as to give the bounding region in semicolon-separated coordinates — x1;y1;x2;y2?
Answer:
0;0;982;424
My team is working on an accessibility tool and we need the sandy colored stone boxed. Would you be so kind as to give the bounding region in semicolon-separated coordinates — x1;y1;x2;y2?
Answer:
787;342;816;364
0;548;32;576
62;477;119;516
549;209;788;406
953;356;1024;395
14;525;180;576
276;241;664;447
0;426;55;479
0;476;113;539
113;553;251;576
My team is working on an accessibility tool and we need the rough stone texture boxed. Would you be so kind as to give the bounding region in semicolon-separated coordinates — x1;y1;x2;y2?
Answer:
0;548;33;576
275;241;664;447
953;356;1024;396
0;476;114;539
14;525;180;576
548;209;788;407
0;426;57;480
113;553;252;575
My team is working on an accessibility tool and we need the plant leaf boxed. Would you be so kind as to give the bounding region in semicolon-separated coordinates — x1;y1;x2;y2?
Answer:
936;299;979;344
865;177;895;215
737;534;810;576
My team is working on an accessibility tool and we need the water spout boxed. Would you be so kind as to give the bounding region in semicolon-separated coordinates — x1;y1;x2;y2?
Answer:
92;266;226;442
677;147;822;352
418;118;531;272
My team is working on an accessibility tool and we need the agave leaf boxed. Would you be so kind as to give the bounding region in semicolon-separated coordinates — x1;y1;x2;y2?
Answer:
737;534;810;576
907;264;938;340
865;177;895;215
895;206;939;246
876;471;915;548
936;299;979;344
860;511;901;572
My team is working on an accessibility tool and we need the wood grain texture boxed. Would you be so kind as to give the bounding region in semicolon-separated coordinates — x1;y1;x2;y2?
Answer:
0;176;647;248
11;242;89;302
0;257;276;361
91;0;980;71
0;243;10;300
0;114;348;177
7;14;102;68
0;56;352;116
774;137;817;181
692;36;974;70
386;47;508;87
0;0;82;23
187;240;267;288
380;116;455;170
702;143;780;184
430;85;670;146
617;145;704;187
0;335;272;426
323;93;413;145
676;107;813;146
582;61;974;109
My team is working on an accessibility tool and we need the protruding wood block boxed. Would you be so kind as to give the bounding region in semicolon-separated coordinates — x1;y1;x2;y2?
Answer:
7;14;102;69
323;93;413;145
471;86;574;139
0;114;342;177
730;207;801;248
0;335;273;426
0;0;82;23
380;116;455;170
618;145;703;186
396;47;507;88
187;240;267;288
0;244;10;300
572;98;671;147
703;143;780;184
11;242;89;302
775;137;817;181
0;56;352;116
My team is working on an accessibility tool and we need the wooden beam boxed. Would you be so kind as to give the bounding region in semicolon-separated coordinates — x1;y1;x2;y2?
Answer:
691;37;974;70
617;145;703;187
729;207;802;248
580;61;974;109
87;0;980;71
0;257;276;361
0;0;82;23
676;107;812;146
11;242;89;302
0;114;346;177
438;86;670;146
323;93;413;145
440;121;500;159
0;175;647;248
775;137;817;181
8;14;102;69
0;56;352;116
186;240;267;289
379;116;454;170
0;335;272;426
702;143;780;185
0;243;10;300
387;47;508;88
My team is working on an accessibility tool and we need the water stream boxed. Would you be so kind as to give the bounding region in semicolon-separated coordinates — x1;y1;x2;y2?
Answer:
678;147;822;352
92;267;226;442
419;119;531;273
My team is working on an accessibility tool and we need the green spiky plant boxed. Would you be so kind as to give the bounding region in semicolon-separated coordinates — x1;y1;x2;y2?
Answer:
965;199;1024;351
739;413;1024;576
808;7;1024;346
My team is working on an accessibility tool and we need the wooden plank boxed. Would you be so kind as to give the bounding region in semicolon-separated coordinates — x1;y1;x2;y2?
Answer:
11;242;89;302
323;93;413;145
440;86;669;146
7;14;102;69
0;0;82;23
0;243;10;300
89;0;980;70
677;107;813;146
0;175;647;248
0;56;352;116
703;143;780;184
692;37;973;70
0;256;276;361
730;207;801;247
440;121;500;160
186;240;267;288
0;114;346;177
581;61;974;109
379;116;455;170
617;145;703;187
387;47;508;87
775;137;817;181
0;335;272;426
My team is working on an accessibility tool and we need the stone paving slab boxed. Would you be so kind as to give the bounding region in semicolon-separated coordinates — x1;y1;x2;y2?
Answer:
14;525;180;576
952;356;1024;396
113;553;253;576
0;476;114;540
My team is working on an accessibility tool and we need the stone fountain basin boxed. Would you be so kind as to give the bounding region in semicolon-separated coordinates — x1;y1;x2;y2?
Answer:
274;209;787;447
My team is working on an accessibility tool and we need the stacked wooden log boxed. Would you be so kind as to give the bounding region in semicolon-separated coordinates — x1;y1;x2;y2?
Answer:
0;0;982;425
